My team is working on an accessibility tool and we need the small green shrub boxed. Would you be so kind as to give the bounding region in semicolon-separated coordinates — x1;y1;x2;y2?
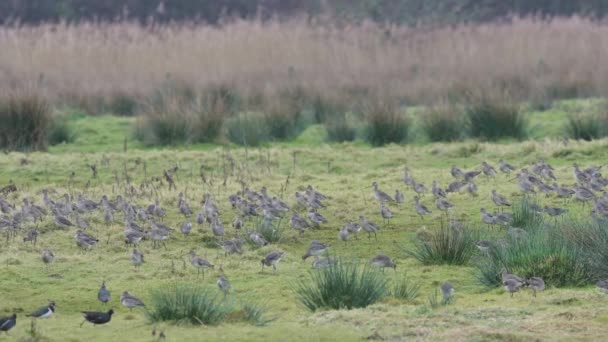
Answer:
0;94;52;151
47;115;75;145
392;277;420;299
564;114;605;141
295;259;387;311
407;224;477;265
363;98;409;146
311;94;348;124
252;219;285;244
136;86;231;145
465;93;527;140
147;284;227;325
564;219;608;281
511;196;544;231
325;113;356;142
224;112;270;146
240;300;272;326
475;229;591;288
421;105;465;142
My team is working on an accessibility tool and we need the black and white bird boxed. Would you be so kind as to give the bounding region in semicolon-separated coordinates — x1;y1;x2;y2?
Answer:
0;314;16;333
27;301;56;319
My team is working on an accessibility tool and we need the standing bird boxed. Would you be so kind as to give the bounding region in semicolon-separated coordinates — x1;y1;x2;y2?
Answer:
217;275;231;298
394;190;404;205
480;208;497;227
359;216;380;240
432;181;446;199
498;160;515;174
189;250;214;278
307;209;327;227
180;221;193;237
338;227;350;245
413;196;431;220
482;161;497;178
527;277;545;297
435;198;453;214
120;291;145;311
372;181;394;203
503;279;523;298
261;251;285;273
491;190;511;209
451;165;464;179
0;314;16;333
41;248;54;271
290;211;310;235
27;301;56;319
80;309;113;327
131;249;144;270
380;204;393;225
98;281;111;306
440;282;454;302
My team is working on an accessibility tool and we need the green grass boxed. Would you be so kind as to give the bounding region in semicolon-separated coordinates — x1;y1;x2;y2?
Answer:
3;99;608;340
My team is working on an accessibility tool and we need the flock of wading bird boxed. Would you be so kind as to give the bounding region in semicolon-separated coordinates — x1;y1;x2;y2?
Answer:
2;158;608;333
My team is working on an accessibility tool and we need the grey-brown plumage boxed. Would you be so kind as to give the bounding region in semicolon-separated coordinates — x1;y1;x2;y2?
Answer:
372;181;394;203
503;279;523;298
302;241;328;260
370;254;396;271
121;291;145;310
596;279;608;293
217;275;231;297
380;204;393;224
475;240;492;253
414;196;431;219
498;160;515;174
432;181;446;198
41;248;54;270
491;190;511;208
249;231;268;247
544;205;567;217
527;277;545;297
394;190;404;204
54;213;74;228
261;251;284;272
98;281;111;305
435;198;453;212
189;250;214;277
290;211;310;234
359;216;380;240
75;230;98;250
180;221;192;236
131;249;144;269
338;227;350;245
440;282;454;301
482;161;497;177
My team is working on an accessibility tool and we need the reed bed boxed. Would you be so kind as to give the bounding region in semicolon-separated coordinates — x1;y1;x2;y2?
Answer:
1;16;608;108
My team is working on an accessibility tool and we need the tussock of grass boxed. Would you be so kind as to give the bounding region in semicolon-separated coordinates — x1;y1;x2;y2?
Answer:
324;113;357;142
147;284;227;325
0;93;52;151
363;98;409;146
564;114;606;141
475;229;591;288
465;91;527;140
295;259;387;311
511;197;544;231
391;277;420;300
224;112;270;146
421;105;464;142
407;224;477;265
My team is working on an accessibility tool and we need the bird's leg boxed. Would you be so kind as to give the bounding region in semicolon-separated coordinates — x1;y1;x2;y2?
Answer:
80;319;86;327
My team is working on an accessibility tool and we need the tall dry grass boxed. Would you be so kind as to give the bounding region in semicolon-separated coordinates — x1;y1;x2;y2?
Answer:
2;16;608;108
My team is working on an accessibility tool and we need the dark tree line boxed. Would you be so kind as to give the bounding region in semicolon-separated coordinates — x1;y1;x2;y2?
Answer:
1;0;608;25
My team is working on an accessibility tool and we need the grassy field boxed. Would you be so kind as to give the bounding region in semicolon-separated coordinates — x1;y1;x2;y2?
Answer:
2;104;608;341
